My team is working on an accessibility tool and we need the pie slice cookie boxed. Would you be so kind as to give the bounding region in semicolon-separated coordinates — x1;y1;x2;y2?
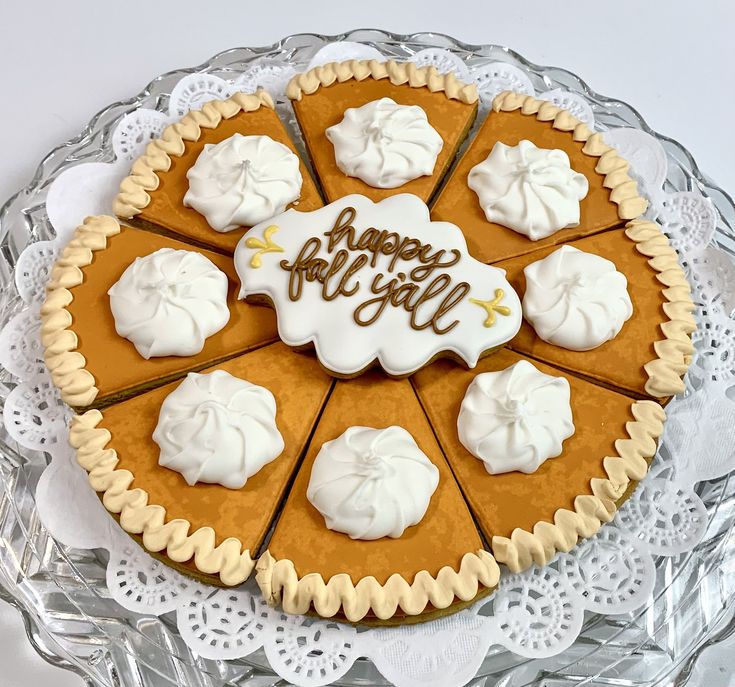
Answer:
498;220;696;399
69;341;334;586
412;348;666;572
431;91;648;263
256;370;498;622
113;91;323;254
41;216;278;408
286;60;479;204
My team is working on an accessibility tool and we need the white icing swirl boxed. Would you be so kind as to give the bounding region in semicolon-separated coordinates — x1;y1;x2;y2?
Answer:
522;245;633;351
457;360;574;474
183;134;303;232
152;370;284;489
108;248;230;359
306;426;440;540
325;98;443;188
468;139;589;240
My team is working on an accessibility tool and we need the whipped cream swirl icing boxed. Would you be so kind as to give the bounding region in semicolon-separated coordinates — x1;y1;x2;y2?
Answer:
522;245;633;351
184;134;303;232
152;370;285;489
325;98;443;188
108;248;230;359
468;139;589;240
306;426;440;540
458;360;575;474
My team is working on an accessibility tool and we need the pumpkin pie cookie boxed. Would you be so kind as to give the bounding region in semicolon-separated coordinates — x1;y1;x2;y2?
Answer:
41;216;278;408
69;341;333;586
113;90;323;254
286;60;479;204
412;348;666;572
431;92;648;263
497;220;696;399
256;370;498;622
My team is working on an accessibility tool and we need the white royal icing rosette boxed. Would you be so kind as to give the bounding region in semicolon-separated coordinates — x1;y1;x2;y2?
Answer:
184;133;303;231
152;370;285;489
457;359;575;474
306;425;440;540
522;245;633;351
326;98;443;188
468;139;589;240
107;247;230;359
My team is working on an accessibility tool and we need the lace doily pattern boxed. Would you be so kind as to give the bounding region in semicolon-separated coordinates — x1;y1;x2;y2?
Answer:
14;240;59;304
169;73;235;119
3;373;70;452
106;542;195;614
1;43;734;687
0;306;45;379
112;109;173;162
409;48;471;81
471;62;534;103
177;585;274;660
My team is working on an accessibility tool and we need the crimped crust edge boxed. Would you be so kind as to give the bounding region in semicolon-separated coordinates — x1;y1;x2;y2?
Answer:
491;399;666;572
70;409;255;585
492;91;649;222
255;548;499;622
40;215;122;408
285;58;479;104
113;90;275;219
625;219;696;397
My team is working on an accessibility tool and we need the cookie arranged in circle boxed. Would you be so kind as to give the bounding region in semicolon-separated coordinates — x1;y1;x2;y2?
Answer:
42;63;694;623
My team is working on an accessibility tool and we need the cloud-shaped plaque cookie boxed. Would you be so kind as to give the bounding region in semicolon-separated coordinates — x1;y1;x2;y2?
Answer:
234;194;522;377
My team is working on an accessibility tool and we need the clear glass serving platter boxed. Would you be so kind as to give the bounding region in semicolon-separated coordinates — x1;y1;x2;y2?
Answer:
0;29;734;687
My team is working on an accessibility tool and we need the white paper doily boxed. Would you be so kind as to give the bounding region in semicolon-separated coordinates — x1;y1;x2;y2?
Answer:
1;42;734;687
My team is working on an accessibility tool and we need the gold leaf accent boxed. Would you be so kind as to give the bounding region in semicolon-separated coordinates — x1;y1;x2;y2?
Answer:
244;225;284;268
469;289;512;327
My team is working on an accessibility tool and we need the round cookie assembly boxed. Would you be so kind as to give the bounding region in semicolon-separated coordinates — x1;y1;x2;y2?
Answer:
42;61;695;623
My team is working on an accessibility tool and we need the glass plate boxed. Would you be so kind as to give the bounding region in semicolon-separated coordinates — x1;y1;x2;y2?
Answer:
0;29;734;687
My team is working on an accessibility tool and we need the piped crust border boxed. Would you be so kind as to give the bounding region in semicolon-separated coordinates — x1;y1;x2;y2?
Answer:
40;215;121;408
113;90;274;219
70;409;255;585
491;399;666;572
625;219;696;397
491;91;648;222
285;59;479;104
255;548;499;622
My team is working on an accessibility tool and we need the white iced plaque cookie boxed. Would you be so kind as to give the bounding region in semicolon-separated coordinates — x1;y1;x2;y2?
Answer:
522;245;633;351
306;425;440;540
108;248;230;359
152;370;284;489
468;139;589;240
457;359;574;474
183;133;303;232
234;194;522;377
325;98;443;188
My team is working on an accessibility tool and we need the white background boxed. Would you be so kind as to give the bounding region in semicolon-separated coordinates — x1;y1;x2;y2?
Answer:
0;0;733;685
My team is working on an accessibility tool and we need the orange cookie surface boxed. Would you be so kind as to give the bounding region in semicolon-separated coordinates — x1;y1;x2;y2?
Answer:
114;92;323;254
